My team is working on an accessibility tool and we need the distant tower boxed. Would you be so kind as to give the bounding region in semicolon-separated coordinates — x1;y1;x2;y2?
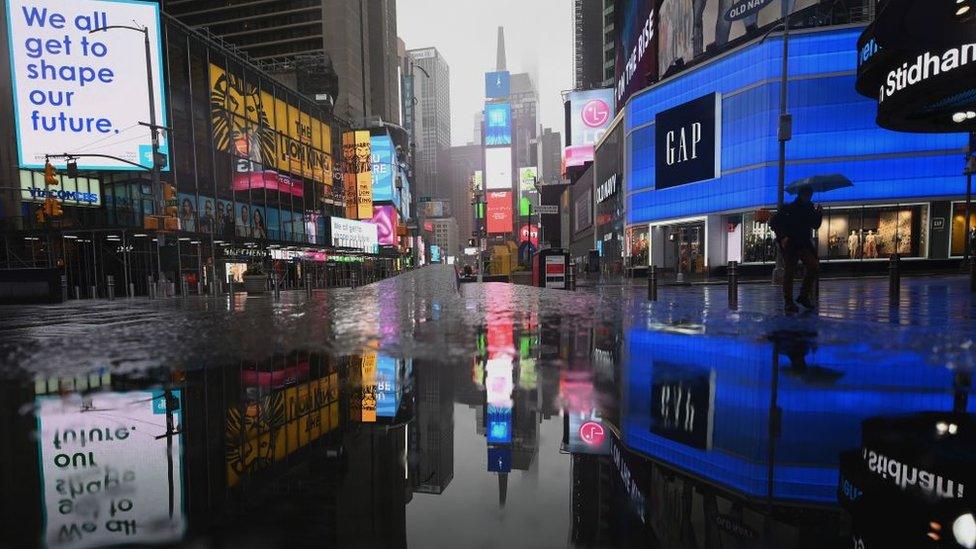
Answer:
498;472;508;508
496;26;507;71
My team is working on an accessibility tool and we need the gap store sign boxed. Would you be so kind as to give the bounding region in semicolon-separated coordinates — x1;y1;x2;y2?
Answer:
625;27;968;225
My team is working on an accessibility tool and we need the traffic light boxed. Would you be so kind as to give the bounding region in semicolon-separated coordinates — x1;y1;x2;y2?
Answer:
35;206;45;224
43;161;58;186
163;183;178;218
50;198;63;218
66;160;78;179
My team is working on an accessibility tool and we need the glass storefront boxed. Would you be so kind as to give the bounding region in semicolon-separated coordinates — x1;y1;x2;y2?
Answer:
626;226;649;268
661;221;706;279
736;204;928;263
950;202;976;257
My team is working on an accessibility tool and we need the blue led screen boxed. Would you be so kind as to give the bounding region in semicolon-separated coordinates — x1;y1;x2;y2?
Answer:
485;103;512;146
371;135;395;203
625;27;968;225
623;328;965;503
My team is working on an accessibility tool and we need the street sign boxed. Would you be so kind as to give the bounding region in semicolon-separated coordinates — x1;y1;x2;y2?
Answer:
536;205;559;215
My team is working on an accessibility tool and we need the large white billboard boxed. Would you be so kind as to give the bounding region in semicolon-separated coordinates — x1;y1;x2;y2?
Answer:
330;216;378;253
37;391;185;548
6;0;168;170
485;147;513;190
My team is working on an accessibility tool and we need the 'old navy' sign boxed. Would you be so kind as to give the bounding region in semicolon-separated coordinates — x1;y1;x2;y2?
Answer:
724;0;775;21
655;93;721;190
596;174;618;203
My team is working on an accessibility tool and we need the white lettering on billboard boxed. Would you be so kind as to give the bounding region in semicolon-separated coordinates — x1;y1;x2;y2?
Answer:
331;217;378;253
6;0;168;171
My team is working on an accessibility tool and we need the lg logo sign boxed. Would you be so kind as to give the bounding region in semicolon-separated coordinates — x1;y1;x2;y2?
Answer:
581;99;610;128
579;421;605;446
665;122;703;166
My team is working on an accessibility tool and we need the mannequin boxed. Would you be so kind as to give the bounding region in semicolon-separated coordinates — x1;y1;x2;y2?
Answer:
848;230;860;259
865;230;878;258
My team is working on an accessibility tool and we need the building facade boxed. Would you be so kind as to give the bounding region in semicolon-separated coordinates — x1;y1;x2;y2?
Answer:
446;144;485;248
409;48;451;203
573;0;606;90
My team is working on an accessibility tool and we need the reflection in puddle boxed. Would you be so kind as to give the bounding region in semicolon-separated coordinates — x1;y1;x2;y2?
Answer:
3;268;974;547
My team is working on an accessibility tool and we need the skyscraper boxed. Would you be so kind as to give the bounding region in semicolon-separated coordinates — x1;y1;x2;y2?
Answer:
447;144;485;245
367;0;401;125
574;0;606;90
408;47;451;202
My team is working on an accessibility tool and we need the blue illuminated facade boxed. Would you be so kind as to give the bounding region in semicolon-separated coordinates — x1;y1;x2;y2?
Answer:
621;26;970;269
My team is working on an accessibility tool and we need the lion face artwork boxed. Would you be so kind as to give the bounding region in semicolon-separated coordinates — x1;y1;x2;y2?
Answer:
210;67;276;166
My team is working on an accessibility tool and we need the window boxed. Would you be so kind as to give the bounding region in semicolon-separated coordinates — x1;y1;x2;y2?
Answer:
950;202;976;257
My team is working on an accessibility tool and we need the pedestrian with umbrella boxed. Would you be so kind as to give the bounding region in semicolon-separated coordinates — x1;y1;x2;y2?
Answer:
770;175;852;313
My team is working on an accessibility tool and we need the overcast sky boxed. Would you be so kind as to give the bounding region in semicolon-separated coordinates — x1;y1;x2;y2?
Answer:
397;0;573;146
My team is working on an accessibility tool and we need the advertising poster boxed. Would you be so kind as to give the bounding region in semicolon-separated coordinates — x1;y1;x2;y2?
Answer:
430;245;441;263
371;204;399;246
351;353;378;423
615;0;658;107
36;391;186;548
566;89;615;167
20;169;100;207
176;193;197;233
370;135;395;202
226;374;339;487
654;93;722;189
485;357;514;444
485;71;511;98
350;131;373;219
329;216;378;252
484;103;512;146
658;0;814;75
574;189;593;233
473;170;484;191
375;356;401;418
485;147;513;190
6;0;169;171
486;191;513;234
518;223;539;249
209;64;330;188
518;166;538;193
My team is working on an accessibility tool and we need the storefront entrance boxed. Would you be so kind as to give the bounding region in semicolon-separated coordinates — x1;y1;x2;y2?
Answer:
661;221;706;282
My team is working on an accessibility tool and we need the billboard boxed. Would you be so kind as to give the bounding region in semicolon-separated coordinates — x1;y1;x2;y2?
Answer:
486;191;513;234
484;102;512;146
371;135;395;202
372;204;399;246
518;223;539;248
655;93;722;189
574;189;593;233
485;147;513;190
430;244;441;263
37;391;186;546
473;170;484;191
485;71;511;98
376;356;401;418
342;131;373;219
518;166;538;193
485;357;514;444
614;0;658;107
210;65;332;186
6;0;168;171
329;216;378;252
658;0;814;76
567;89;615;166
20;169;100;207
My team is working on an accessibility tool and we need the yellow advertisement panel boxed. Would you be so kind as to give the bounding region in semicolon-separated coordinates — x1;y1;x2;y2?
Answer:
210;63;332;185
353;131;373;219
342;131;359;218
225;373;339;487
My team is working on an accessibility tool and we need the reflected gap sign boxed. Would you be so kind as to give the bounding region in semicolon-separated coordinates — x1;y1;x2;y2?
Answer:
6;0;169;170
655;93;721;190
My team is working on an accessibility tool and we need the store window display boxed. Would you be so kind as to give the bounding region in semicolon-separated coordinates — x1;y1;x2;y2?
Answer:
950;203;976;256
742;211;778;263
627;226;649;268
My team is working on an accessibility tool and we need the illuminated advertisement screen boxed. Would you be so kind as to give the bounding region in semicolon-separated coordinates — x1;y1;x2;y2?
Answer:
376;356;400;418
430;245;441;263
485;71;511;98
371;135;395;202
485;103;512;146
20;169;100;208
566;89;615;166
37;391;186;546
7;0;169;171
485;357;514;444
372;204;399;246
518;166;538;193
614;0;658;107
342;130;373;219
210;64;332;188
485;147;513;190
486;191;513;234
329;216;378;252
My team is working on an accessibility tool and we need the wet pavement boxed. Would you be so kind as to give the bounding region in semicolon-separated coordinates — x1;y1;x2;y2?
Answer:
1;266;974;548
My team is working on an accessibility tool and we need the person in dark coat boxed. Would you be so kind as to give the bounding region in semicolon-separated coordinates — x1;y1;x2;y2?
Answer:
769;186;823;313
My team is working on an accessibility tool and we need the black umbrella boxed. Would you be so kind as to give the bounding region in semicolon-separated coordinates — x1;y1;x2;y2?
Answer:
786;174;853;195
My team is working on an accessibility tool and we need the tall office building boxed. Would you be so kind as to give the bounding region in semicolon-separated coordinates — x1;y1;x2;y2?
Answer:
410;360;455;495
408;47;451;202
510;73;539;171
601;0;616;87
536;128;563;185
573;0;606;90
446;144;485;244
163;0;401;123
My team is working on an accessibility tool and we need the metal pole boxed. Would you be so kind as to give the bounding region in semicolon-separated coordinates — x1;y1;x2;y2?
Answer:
772;14;791;285
647;265;658;301
888;253;901;306
966;132;975;292
107;275;115;300
728;261;739;310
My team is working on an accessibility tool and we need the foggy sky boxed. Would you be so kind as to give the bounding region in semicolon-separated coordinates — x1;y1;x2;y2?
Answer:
397;0;573;147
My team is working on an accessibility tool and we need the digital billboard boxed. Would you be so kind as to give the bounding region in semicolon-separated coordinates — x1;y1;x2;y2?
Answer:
371;135;395;202
518;166;538;193
329;216;378;252
658;0;815;77
575;189;593;233
484;102;512;146
372;204;399;246
485;71;511;98
655;93;722;189
473;170;484;191
614;0;658;107
566;89;615;166
210;64;331;187
7;0;169;171
342;131;373;219
486;191;513;234
376;356;401;418
430;244;441;263
485;357;514;444
37;391;186;546
20;168;100;207
485;147;513;190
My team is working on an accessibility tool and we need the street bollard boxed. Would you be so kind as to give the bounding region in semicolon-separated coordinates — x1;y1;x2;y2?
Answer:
728;261;739;310
74;285;80;300
107;276;115;300
181;279;189;299
90;285;97;299
888;253;901;306
648;265;658;301
129;283;135;299
306;276;313;298
567;264;577;291
147;276;154;299
60;275;67;302
197;281;203;296
274;274;281;300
